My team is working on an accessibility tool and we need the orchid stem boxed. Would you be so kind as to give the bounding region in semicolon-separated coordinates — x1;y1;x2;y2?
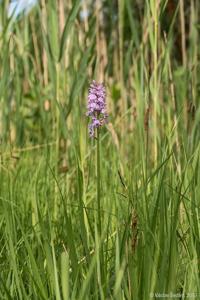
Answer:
97;128;101;236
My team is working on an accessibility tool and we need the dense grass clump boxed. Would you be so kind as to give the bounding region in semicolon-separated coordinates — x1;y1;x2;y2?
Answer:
0;1;200;299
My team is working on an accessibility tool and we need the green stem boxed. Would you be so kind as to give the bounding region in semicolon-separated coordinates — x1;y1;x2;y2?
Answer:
97;128;101;236
54;62;60;222
96;127;106;291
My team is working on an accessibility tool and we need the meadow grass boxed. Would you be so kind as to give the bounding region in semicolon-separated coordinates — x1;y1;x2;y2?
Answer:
0;0;200;299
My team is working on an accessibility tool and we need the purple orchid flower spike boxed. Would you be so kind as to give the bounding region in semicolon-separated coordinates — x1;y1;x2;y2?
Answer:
87;80;108;138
